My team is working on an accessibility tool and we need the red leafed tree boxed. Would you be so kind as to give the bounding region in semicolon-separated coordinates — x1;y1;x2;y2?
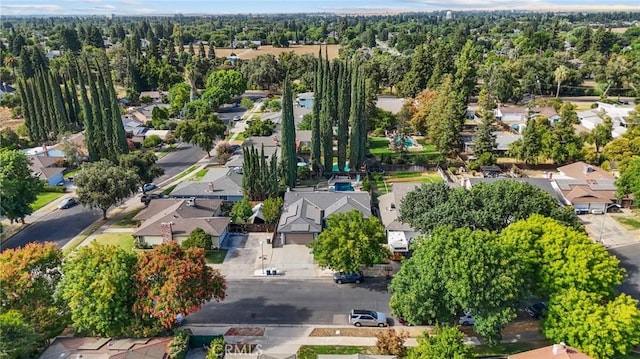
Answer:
133;241;226;328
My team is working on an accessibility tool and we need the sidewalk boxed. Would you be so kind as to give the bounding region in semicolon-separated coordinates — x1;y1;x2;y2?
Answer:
227;101;263;143
183;324;545;356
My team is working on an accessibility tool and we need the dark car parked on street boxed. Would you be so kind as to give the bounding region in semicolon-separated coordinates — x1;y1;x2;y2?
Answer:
525;302;548;319
333;272;364;284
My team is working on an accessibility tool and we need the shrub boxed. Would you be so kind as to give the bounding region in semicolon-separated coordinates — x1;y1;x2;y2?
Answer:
11;105;22;118
375;328;408;356
476;152;496;166
262;197;284;224
182;228;213;250
140;95;153;104
240;97;254;109
297;166;311;180
168;331;190;359
362;177;371;192
467;161;480;171
43;185;66;193
413;154;430;166
206;336;226;359
164;133;176;144
449;166;458;175
143;135;163;148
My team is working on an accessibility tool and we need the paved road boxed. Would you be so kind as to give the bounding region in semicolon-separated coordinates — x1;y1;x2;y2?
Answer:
610;242;640;300
1;143;206;251
187;278;392;325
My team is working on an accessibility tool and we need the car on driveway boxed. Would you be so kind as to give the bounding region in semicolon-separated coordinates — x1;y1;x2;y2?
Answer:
458;312;475;326
349;309;387;327
142;183;157;192
525;302;548;319
333;272;364;284
58;197;77;210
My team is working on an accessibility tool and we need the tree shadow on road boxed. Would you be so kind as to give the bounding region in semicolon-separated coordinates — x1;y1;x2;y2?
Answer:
185;296;313;325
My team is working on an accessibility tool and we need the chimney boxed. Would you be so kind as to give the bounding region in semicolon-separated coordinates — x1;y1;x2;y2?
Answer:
186;197;196;207
552;343;567;355
160;222;173;243
208;182;214;191
42;144;48;157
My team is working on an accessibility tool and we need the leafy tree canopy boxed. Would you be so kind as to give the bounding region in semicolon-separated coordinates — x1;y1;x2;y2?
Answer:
182;227;213;250
311;210;389;273
261;196;283;224
0;149;43;223
0;310;39;359
118;150;164;184
407;325;473;359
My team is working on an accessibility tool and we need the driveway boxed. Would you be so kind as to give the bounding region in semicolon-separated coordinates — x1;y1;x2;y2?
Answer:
220;233;260;278
578;213;639;248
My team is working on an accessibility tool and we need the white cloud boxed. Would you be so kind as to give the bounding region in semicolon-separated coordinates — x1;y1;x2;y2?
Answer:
119;0;143;5
96;4;117;10
0;4;64;14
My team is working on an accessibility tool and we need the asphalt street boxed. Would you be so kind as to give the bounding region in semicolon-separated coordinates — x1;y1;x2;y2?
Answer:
187;278;393;325
610;242;640;300
1;142;206;252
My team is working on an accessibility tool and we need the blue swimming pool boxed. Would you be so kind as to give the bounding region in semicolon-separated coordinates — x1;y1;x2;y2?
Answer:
395;137;415;147
334;182;355;191
332;164;351;172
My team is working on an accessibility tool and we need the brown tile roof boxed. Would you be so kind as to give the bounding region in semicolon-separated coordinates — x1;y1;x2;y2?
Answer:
28;156;66;180
510;343;592;359
562;185;614;203
557;162;614;180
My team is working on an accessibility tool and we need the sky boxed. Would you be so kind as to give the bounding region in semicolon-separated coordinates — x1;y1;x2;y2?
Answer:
0;0;638;16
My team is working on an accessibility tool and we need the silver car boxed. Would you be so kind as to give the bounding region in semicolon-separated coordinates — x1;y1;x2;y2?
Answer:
349;309;387;327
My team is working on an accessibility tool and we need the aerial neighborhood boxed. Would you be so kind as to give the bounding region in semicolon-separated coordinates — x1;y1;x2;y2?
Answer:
1;6;640;359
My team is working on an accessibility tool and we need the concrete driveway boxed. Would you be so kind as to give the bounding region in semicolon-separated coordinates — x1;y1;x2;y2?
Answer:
220;233;258;278
578;213;639;248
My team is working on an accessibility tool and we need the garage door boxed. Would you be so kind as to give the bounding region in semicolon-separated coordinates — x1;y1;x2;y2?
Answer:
285;233;314;245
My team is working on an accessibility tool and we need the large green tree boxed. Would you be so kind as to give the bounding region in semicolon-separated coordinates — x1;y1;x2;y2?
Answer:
389;227;527;344
174;115;226;157
407;325;473;359
281;74;297;187
262;197;283;224
242;145;280;201
311;49;323;172
543;288;640;359
0;310;39;359
74;159;140;219
0;149;42;224
311;210;389;273
57;242;137;337
615;156;640;202
118;151;165;185
399;181;579;234
500;215;625;298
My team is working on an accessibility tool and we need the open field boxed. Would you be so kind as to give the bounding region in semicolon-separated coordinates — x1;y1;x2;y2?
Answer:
0;107;22;130
183;44;340;61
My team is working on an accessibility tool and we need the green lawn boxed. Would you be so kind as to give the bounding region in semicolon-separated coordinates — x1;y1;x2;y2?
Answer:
112;207;144;227
205;249;228;264
298;346;373;359
615;216;640;230
63;168;79;179
175;166;197;179
162;184;178;195
92;232;135;252
190;168;209;181
31;192;65;211
369;137;393;155
368;136;442;160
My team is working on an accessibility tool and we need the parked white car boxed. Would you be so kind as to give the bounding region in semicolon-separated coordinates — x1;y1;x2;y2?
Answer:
459;312;475;326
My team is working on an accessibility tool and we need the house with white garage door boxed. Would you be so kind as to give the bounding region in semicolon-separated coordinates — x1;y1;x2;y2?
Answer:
276;191;371;246
554;161;628;212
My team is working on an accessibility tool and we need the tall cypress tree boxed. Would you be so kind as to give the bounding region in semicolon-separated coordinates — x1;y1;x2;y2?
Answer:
93;57;116;161
320;54;333;173
68;71;82;129
36;70;56;140
50;72;69;135
348;61;361;170
311;48;322;172
281;74;297;188
83;56;107;159
327;58;339;171
99;52;128;155
17;77;36;142
63;75;78;129
356;73;367;169
337;59;350;172
76;59;99;161
25;78;45;142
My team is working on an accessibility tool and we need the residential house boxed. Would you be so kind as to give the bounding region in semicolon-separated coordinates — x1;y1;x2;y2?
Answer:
494;105;559;133
170;167;244;202
122;117;148;144
39;337;173;359
277;191;372;245
296;130;312;150
464;131;522;155
509;342;592;359
554;161;626;211
131;103;171;123
378;183;420;255
132;197;230;247
296;92;314;108
0;82;16;99
578;102;635;138
139;91;165;103
28;155;66;186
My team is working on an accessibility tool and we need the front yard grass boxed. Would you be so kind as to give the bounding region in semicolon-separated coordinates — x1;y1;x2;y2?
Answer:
91;232;135;252
298;346;373;359
111;207;144;227
63;168;79;179
31;192;65;211
162;184;179;195
190;168;209;181
614;215;640;230
368;136;442;160
205;249;228;264
175;165;197;179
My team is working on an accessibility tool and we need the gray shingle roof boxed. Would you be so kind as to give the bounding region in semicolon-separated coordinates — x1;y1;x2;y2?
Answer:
170;167;243;198
378;183;420;231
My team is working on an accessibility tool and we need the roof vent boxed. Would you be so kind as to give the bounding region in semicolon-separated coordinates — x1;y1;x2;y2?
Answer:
583;165;594;174
552;342;567;355
186;197;196;207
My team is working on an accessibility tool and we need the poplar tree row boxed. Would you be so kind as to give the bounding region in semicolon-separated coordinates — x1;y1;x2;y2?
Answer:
17;49;129;162
311;49;366;174
242;144;280;201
